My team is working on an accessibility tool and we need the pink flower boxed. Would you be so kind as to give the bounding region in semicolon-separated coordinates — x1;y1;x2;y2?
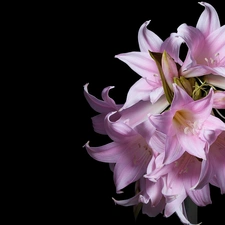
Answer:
176;2;225;78
84;113;157;193
149;84;225;164
145;151;212;225
115;20;183;109
83;2;225;225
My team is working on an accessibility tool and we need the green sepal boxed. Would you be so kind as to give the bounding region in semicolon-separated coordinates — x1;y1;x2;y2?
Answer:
149;51;174;104
133;202;142;221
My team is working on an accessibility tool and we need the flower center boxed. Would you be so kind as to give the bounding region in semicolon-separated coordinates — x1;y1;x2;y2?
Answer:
173;110;201;135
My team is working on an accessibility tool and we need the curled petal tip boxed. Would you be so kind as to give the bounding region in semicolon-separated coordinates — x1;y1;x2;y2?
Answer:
83;140;90;148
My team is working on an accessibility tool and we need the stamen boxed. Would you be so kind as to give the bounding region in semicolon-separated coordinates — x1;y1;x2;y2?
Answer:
174;111;201;135
204;53;220;67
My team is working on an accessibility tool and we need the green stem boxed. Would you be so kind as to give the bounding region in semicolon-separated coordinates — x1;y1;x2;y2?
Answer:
184;197;198;224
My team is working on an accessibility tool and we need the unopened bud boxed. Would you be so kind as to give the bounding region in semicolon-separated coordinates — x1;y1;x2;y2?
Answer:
173;77;194;97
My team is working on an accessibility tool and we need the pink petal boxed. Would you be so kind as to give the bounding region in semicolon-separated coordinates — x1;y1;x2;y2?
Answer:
197;2;221;37
84;141;125;163
138;20;163;52
115;51;159;79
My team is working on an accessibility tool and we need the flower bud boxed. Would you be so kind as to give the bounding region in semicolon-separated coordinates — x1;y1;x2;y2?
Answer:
180;76;194;96
173;77;195;97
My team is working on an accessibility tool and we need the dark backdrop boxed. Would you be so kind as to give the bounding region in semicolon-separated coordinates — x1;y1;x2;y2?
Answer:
78;1;225;224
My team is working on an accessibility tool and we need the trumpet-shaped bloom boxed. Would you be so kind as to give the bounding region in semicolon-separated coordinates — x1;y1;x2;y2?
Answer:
149;84;225;164
145;150;212;225
84;113;157;193
83;2;225;225
115;20;184;109
176;2;225;78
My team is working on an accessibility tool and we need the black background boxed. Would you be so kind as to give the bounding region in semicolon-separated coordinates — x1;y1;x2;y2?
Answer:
77;1;225;224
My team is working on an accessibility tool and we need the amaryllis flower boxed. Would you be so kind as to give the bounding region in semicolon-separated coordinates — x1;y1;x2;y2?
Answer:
84;113;157;193
149;84;225;164
115;20;184;109
176;2;225;78
145;151;212;225
83;2;225;225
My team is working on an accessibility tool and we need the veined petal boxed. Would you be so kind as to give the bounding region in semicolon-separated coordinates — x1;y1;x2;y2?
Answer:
163;187;186;218
149;131;166;154
163;135;185;164
91;113;107;134
204;25;225;59
118;95;169;128
112;192;141;206
209;132;225;193
84;83;122;113
181;64;224;77
191;159;213;190
171;83;194;109
84;141;125;163
177;24;205;58
113;141;152;192
120;78;160;110
138;20;163;52
204;75;225;89
115;51;159;79
160;32;184;65
134;119;156;144
104;113;137;143
145;178;164;207
187;184;212;206
197;2;221;37
179;87;213;119
149;86;164;104
149;112;174;135
201;115;225;144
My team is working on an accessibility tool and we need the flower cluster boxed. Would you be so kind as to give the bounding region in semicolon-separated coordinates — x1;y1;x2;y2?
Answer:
83;2;225;225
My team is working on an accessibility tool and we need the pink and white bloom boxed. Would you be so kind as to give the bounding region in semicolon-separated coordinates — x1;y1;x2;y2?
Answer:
115;20;184;109
149;84;225;164
176;2;225;78
83;2;225;225
145;151;212;225
84;113;157;193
